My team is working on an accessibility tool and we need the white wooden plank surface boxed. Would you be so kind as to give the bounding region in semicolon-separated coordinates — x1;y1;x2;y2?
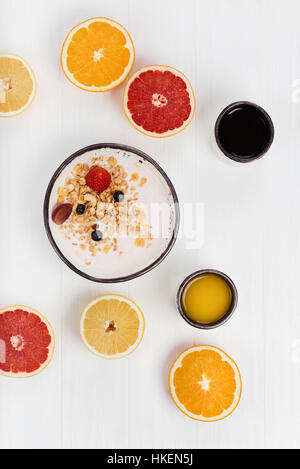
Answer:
1;0;300;449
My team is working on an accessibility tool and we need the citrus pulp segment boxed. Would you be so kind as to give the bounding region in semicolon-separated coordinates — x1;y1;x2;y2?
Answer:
169;345;242;422
61;17;135;92
0;305;55;378
80;295;144;359
0;54;36;117
123;65;195;137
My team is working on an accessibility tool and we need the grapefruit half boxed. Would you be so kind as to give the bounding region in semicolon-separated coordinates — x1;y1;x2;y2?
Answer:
0;305;55;378
123;65;195;137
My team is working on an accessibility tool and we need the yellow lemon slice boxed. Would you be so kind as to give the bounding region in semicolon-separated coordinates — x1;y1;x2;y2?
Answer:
0;54;36;117
80;295;144;359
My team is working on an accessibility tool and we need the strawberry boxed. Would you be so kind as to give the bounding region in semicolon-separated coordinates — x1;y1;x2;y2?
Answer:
85;166;111;192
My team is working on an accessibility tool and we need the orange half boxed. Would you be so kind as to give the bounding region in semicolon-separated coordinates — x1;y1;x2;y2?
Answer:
0;54;36;117
61;17;135;92
169;345;242;422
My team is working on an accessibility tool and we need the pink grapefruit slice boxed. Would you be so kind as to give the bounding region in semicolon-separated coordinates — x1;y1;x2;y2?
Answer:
0;305;55;378
123;65;195;137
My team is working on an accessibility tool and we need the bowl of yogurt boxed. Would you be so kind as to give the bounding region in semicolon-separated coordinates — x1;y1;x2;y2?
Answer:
44;143;179;282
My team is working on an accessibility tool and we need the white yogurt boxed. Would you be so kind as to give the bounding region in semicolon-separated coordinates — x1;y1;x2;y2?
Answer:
48;147;178;280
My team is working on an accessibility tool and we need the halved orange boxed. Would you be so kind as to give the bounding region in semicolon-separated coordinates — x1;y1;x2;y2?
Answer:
169;345;242;422
0;54;36;117
80;295;144;359
61;17;135;92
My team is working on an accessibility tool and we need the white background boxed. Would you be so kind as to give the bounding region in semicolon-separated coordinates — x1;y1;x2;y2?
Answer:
1;0;300;450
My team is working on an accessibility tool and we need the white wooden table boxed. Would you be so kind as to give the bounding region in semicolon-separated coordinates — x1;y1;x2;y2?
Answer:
1;0;300;449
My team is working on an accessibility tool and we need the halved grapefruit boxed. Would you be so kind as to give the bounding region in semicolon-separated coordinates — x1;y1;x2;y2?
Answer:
169;345;242;422
0;305;55;378
123;65;195;137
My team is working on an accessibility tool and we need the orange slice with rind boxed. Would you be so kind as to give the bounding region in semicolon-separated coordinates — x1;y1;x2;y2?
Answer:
80;295;144;359
0;54;36;117
61;17;135;92
123;65;195;137
169;345;242;422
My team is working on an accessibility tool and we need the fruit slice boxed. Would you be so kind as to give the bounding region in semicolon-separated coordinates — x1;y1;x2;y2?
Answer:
0;54;36;117
123;65;195;137
169;345;242;422
80;295;144;359
61;17;135;92
0;306;55;378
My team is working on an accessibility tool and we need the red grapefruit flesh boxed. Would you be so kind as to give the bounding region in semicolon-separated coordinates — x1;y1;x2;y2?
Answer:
0;306;55;378
123;65;195;137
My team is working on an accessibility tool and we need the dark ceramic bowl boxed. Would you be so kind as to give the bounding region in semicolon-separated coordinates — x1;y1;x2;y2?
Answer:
215;101;274;163
177;269;238;329
44;143;180;283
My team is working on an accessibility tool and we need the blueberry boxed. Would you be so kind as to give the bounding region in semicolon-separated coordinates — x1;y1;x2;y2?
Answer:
76;204;86;215
113;191;124;203
91;230;103;242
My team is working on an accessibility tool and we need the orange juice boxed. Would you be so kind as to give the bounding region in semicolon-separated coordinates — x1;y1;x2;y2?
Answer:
181;273;232;324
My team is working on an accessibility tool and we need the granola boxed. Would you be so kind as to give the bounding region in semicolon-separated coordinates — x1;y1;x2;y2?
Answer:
53;155;153;257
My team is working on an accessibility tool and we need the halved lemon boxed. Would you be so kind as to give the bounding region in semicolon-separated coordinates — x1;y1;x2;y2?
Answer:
169;345;242;422
61;17;135;92
0;54;36;117
80;295;144;359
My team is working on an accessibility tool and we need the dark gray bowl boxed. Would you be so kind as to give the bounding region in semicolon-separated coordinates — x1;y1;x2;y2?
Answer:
215;101;274;163
177;269;238;329
43;143;180;283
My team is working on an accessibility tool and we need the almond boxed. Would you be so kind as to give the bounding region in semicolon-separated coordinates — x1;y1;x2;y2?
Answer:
52;203;73;225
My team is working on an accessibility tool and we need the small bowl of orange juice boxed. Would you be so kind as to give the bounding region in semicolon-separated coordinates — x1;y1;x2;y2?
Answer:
177;269;238;329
